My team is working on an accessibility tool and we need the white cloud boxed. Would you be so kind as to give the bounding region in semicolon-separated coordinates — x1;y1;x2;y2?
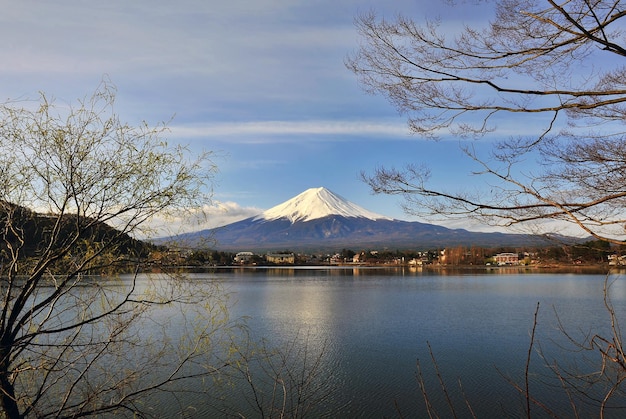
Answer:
136;201;262;239
168;116;563;145
170;119;410;142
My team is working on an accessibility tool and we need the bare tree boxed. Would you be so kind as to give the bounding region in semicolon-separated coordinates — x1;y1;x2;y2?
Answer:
415;293;626;418
348;2;626;416
347;0;626;243
0;81;234;418
542;275;626;417
220;332;336;418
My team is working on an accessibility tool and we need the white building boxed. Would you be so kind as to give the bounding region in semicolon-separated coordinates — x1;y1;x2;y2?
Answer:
494;252;519;265
234;252;254;263
608;254;626;266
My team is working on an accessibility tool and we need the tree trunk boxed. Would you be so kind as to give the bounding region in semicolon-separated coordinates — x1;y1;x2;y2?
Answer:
0;380;20;419
0;348;21;419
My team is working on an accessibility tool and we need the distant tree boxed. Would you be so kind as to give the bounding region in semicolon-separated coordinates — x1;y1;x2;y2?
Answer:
468;246;486;265
211;250;234;265
539;246;569;263
571;239;612;263
0;82;232;418
443;246;467;265
251;254;265;265
186;249;213;265
347;0;626;244
340;248;356;260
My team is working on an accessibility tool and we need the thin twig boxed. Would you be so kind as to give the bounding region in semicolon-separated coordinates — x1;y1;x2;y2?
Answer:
526;302;541;418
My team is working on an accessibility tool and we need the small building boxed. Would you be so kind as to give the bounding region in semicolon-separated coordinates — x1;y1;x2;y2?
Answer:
329;253;342;264
266;253;295;264
234;252;254;264
608;254;626;266
494;252;519;266
408;258;422;266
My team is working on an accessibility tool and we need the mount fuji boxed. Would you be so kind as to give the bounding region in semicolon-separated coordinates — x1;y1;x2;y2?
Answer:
255;187;392;223
167;187;545;252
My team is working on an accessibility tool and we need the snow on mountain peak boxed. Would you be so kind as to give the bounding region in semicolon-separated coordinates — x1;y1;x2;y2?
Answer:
256;187;392;223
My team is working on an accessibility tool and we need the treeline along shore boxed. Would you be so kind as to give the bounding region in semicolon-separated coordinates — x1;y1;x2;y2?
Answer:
150;239;621;270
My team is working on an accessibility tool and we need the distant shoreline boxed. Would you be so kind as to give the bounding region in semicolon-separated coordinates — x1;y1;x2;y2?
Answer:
173;263;615;275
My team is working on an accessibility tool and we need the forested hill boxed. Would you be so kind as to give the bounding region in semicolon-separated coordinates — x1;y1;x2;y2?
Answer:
0;202;154;261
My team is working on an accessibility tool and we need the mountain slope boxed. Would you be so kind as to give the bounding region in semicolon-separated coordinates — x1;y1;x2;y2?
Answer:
202;216;543;251
166;187;549;252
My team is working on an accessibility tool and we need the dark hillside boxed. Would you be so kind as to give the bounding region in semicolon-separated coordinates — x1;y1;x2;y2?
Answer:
0;202;154;261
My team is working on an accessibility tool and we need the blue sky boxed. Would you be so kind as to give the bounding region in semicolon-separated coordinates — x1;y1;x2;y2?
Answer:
2;0;508;232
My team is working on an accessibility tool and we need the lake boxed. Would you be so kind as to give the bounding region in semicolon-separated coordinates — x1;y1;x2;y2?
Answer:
149;267;626;417
101;267;626;418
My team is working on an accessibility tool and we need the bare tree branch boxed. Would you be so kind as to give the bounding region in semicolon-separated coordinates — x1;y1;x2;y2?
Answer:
349;0;626;242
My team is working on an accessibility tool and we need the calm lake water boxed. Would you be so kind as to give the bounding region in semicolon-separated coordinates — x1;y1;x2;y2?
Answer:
157;267;626;417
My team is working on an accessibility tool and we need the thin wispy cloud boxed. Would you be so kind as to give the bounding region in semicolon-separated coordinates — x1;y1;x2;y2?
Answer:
170;120;410;142
169;117;554;144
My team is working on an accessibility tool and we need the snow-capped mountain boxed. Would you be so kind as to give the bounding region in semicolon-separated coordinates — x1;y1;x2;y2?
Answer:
164;187;545;251
256;187;391;223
